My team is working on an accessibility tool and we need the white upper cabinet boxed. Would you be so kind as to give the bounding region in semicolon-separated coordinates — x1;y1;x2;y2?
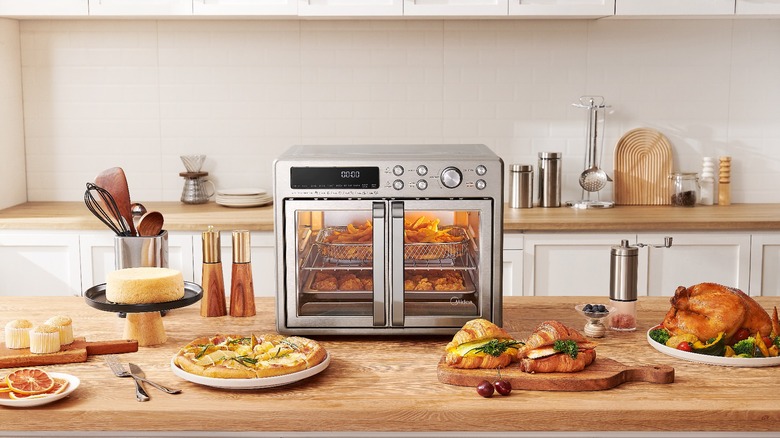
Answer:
615;0;735;16
404;0;508;17
0;0;88;16
736;0;780;16
298;0;402;16
193;0;297;16
509;0;614;17
88;0;192;16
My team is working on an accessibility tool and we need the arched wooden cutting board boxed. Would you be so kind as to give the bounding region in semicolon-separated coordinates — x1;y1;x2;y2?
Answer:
438;357;674;391
613;128;674;205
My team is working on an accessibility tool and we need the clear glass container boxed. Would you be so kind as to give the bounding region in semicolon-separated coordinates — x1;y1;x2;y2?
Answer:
669;172;700;207
608;299;637;331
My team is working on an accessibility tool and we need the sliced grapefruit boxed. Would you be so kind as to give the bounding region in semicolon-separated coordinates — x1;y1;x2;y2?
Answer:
5;368;55;395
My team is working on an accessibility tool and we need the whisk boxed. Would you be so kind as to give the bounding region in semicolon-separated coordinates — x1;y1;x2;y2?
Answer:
84;182;132;236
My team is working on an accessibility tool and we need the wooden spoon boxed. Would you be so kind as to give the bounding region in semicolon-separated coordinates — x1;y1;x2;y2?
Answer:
137;211;164;237
95;167;136;236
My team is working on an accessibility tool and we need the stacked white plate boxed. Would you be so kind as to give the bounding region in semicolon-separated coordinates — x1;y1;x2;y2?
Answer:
216;188;273;208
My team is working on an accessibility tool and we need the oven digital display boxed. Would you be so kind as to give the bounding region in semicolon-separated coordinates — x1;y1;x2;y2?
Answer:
290;167;380;189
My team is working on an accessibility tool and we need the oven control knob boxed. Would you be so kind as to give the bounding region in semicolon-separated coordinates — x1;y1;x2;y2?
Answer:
475;179;487;190
393;165;404;176
476;165;487;176
440;167;462;189
393;179;405;190
416;165;428;176
416;179;428;190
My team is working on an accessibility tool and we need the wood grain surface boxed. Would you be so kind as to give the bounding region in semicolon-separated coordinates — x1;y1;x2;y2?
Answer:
4;201;780;232
2;296;780;434
0;338;138;368
613;128;674;206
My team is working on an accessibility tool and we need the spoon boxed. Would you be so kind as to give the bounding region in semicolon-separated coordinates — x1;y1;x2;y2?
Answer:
137;211;164;237
130;203;147;236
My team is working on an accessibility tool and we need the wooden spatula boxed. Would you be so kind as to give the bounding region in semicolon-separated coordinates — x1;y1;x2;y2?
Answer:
137;211;164;237
95;167;136;236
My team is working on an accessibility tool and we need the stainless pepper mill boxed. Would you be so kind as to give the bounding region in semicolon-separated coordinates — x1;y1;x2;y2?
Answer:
609;237;673;332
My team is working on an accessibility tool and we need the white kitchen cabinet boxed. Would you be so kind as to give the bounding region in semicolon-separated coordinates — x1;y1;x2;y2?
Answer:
736;0;780;16
641;232;750;296
0;231;82;296
523;233;633;297
404;0;507;17
0;0;88;16
750;233;780;296
88;0;192;16
615;0;734;16
193;0;296;16
298;0;402;16
192;231;276;298
79;231;196;290
502;234;523;296
509;0;614;17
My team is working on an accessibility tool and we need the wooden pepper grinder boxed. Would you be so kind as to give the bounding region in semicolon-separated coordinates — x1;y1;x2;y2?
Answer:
718;156;731;206
200;226;226;317
229;230;255;317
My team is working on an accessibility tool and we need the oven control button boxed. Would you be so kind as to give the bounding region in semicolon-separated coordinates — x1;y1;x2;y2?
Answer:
440;167;462;189
476;165;487;176
416;165;428;176
416;179;428;190
393;179;405;190
393;165;404;176
475;179;487;190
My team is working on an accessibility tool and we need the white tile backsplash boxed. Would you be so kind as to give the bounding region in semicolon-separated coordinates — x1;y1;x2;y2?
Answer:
12;18;780;203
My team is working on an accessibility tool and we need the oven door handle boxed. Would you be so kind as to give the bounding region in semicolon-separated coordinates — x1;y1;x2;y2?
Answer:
372;202;387;327
390;201;405;326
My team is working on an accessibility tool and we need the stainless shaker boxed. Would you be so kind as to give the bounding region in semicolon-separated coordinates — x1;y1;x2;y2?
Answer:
538;152;562;207
609;239;638;332
508;164;533;209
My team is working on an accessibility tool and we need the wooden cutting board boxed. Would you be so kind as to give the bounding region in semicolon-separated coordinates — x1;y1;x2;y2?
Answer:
613;128;674;205
0;337;138;368
438;357;674;391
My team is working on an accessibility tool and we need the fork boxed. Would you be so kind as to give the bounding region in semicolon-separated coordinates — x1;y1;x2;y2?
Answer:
105;355;181;395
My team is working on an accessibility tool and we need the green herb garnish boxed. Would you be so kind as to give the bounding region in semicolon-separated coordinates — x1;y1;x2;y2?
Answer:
553;340;579;359
227;337;251;346
230;355;259;367
465;339;524;357
194;344;213;359
279;339;300;351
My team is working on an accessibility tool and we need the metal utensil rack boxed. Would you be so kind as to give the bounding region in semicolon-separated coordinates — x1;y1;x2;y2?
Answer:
566;95;615;209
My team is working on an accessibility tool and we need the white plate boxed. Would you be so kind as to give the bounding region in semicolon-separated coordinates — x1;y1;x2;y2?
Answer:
215;196;272;204
217;188;268;197
216;200;273;208
170;352;330;389
646;328;780;367
0;372;80;408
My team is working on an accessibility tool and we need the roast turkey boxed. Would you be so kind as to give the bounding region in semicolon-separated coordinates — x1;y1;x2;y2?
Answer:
662;282;772;342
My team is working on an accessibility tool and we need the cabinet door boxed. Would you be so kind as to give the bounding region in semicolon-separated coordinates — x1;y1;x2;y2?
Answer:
750;233;780;296
404;0;508;17
509;0;614;17
0;231;81;296
0;0;88;15
192;231;276;298
736;0;780;15
298;0;402;16
80;232;195;289
615;0;734;16
523;233;633;297
642;233;750;296
502;234;523;296
88;0;192;15
193;0;297;16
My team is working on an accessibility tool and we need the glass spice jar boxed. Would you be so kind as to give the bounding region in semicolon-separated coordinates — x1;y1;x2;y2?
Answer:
669;172;700;207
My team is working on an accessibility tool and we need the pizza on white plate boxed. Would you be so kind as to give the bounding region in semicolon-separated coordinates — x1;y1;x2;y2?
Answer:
174;333;327;379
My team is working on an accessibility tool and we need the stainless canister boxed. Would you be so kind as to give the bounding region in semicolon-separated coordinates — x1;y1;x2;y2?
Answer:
508;164;533;209
114;230;169;270
538;152;562;207
609;239;638;331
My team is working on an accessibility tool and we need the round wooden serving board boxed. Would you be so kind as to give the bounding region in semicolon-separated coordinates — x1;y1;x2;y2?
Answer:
437;356;674;391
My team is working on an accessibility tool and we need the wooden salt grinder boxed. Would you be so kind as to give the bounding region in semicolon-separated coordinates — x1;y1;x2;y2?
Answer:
718;156;731;206
200;226;227;317
229;230;256;317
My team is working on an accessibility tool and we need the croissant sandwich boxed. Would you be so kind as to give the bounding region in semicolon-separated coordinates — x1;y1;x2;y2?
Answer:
516;320;597;373
445;319;523;369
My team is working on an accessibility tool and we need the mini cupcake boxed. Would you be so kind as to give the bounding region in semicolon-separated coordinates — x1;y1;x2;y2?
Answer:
4;319;33;349
29;324;61;354
45;315;74;345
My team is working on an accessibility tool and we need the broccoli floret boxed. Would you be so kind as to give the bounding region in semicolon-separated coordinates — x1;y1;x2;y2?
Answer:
774;336;780;349
649;328;671;345
733;338;756;357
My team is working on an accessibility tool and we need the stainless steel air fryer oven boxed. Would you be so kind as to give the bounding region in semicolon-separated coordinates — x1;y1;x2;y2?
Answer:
273;144;503;335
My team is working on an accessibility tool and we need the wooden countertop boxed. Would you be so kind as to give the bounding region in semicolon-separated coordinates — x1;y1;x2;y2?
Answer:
3;296;780;435
2;201;780;232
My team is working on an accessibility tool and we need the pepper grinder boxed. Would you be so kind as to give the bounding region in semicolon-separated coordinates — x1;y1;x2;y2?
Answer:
719;156;731;206
609;237;673;331
200;226;226;317
229;230;256;317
